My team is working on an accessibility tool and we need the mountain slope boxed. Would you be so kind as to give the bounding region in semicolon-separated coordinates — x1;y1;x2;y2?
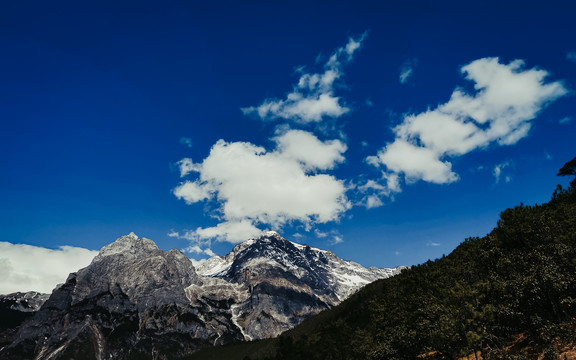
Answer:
0;232;402;359
195;231;404;339
0;292;48;350
268;184;576;360
0;233;244;360
191;182;576;360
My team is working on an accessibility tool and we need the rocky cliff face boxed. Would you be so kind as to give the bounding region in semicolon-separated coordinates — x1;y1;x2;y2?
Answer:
1;233;243;360
197;231;405;340
1;232;404;359
0;291;49;350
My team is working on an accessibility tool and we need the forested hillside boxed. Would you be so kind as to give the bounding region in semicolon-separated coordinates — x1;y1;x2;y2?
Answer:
188;158;576;360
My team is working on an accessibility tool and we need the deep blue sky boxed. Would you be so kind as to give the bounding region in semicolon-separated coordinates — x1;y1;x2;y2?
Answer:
1;0;575;277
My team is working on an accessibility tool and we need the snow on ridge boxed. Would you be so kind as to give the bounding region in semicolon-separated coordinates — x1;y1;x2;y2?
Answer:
195;230;405;302
289;241;330;254
260;230;280;237
196;255;230;277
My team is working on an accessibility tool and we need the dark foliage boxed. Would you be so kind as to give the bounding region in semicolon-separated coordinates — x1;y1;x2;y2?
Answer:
558;156;576;188
190;165;576;360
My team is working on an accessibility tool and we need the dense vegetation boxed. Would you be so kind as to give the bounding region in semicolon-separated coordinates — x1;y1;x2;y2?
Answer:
188;158;576;360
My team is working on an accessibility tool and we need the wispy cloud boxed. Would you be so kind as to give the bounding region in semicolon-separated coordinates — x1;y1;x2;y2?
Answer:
0;242;98;294
176;158;202;178
180;137;193;148
330;235;344;245
426;240;441;247
567;51;576;63
315;229;344;245
560;116;572;124
241;34;366;124
366;57;568;197
493;161;511;184
357;176;399;208
399;58;418;84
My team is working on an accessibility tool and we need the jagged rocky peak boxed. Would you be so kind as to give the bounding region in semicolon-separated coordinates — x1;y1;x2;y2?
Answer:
0;233;240;360
0;291;49;312
1;231;405;359
195;230;406;340
70;232;200;308
92;232;162;263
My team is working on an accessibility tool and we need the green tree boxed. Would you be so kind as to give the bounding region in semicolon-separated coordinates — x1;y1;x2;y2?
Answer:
557;156;576;187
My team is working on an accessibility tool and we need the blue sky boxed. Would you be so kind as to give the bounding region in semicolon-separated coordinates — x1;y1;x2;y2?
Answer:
1;0;575;293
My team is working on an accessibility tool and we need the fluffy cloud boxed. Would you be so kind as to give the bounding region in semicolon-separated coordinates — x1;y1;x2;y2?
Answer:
368;57;567;195
0;242;98;294
173;179;213;204
173;129;350;247
193;220;262;244
241;34;366;124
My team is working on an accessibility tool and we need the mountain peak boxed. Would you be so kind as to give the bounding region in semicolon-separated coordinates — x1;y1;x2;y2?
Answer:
257;230;281;238
2;231;404;358
92;232;161;263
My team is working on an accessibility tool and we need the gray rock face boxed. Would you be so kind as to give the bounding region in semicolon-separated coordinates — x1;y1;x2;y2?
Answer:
1;233;243;360
0;231;404;359
195;231;406;339
0;291;49;350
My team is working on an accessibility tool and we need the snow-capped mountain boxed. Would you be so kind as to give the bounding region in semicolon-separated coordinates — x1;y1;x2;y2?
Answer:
1;232;405;359
199;230;402;301
196;231;405;339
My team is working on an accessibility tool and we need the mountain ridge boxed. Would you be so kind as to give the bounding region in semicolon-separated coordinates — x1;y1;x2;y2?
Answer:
0;231;403;359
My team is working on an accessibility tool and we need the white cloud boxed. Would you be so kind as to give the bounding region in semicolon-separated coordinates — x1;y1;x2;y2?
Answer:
314;229;344;245
560;116;572;124
182;244;204;254
567;51;576;63
241;34;366;124
173;129;350;246
426;241;441;247
373;140;459;184
181;244;217;257
357;178;396;208
365;195;384;209
173;180;213;204
330;235;344;245
399;58;417;84
176;158;202;178
0;242;98;294
194;220;262;244
399;68;413;84
274;129;346;170
493;161;511;183
368;57;567;195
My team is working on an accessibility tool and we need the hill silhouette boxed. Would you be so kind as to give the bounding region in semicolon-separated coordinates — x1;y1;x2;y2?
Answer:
186;157;576;360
